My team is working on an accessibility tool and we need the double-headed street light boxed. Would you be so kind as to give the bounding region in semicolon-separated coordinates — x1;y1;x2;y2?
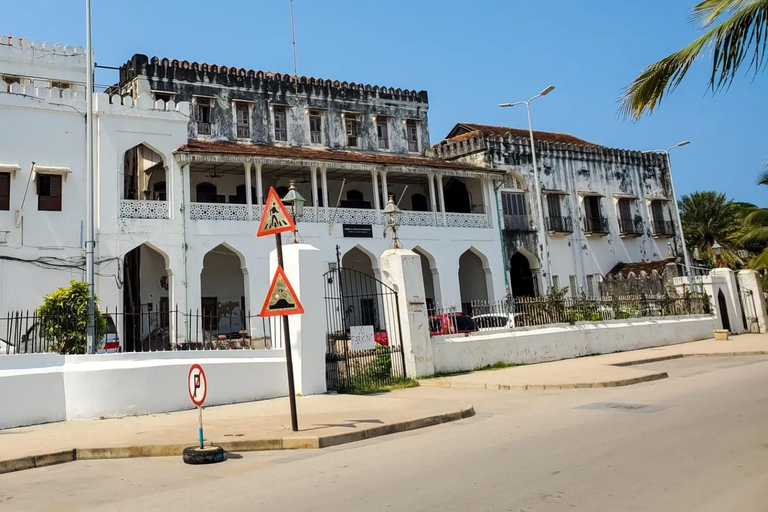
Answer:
643;141;692;276
499;85;556;292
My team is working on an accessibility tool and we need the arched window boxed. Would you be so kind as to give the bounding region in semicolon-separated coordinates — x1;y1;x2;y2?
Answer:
411;193;428;211
232;184;256;204
346;190;364;201
443;179;471;213
196;182;218;203
342;189;369;209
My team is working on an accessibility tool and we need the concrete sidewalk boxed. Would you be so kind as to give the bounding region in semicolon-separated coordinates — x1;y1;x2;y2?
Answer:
0;393;474;474
421;333;768;391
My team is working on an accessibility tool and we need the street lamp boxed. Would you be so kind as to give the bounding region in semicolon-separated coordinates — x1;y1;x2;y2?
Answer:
282;180;305;243
712;241;722;267
499;85;555;291
383;194;402;249
643;141;692;276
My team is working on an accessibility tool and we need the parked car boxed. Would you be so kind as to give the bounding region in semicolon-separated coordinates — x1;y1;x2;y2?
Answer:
472;313;515;330
98;315;120;353
374;330;389;346
429;313;478;336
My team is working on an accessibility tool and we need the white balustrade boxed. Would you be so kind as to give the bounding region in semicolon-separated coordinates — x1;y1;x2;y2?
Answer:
445;212;490;229
190;202;249;221
297;208;316;223
399;210;437;227
119;200;170;219
327;207;378;225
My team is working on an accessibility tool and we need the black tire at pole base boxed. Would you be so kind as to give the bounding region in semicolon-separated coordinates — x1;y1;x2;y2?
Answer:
182;445;225;465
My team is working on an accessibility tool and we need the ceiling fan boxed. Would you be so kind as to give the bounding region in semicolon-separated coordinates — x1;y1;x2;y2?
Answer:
206;165;224;179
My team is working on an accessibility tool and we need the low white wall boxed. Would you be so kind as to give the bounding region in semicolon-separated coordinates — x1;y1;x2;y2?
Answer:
432;315;716;374
0;350;288;429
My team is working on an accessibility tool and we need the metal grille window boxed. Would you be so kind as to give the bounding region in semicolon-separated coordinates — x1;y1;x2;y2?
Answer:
651;200;665;224
552;275;560;291
309;110;323;144
587;275;597;297
0;172;9;210
547;194;562;218
37;174;62;211
195;98;212;135
569;275;577;297
618;198;632;221
274;106;288;141
345;114;359;147
377;118;389;149
235;103;250;139
406;120;419;152
502;192;526;216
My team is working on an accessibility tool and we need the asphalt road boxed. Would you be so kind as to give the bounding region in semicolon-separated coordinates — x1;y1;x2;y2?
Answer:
3;355;768;512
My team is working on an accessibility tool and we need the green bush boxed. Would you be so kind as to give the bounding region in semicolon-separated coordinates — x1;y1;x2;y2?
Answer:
38;281;107;354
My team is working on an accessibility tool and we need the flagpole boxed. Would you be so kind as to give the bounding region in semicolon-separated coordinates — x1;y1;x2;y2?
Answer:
85;0;96;354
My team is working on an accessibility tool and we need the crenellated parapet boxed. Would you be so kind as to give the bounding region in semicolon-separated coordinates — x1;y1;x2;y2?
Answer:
0;35;85;58
119;54;428;104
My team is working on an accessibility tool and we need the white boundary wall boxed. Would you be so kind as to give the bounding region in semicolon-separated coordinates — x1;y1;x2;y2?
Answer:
432;315;716;374
0;350;287;429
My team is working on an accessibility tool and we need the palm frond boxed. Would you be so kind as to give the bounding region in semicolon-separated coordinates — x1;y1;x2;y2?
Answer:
621;0;768;119
744;207;768;225
749;247;768;269
759;168;768;186
741;226;768;245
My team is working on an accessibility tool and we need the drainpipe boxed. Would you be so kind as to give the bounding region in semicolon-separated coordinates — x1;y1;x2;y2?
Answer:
493;180;511;295
180;158;189;343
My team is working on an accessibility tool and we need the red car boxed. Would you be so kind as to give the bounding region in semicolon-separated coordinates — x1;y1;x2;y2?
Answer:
374;331;389;346
429;313;479;336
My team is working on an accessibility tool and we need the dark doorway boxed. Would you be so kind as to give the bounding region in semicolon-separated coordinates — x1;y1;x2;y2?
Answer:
202;297;218;331
443;179;471;213
717;289;731;331
510;252;535;298
196;182;218;203
411;193;428;211
123;247;141;352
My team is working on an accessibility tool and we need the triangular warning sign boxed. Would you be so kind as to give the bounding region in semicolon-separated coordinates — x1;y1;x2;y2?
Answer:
259;265;305;317
257;187;296;237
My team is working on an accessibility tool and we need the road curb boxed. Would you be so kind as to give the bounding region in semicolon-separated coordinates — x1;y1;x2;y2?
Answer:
0;406;475;476
420;372;669;391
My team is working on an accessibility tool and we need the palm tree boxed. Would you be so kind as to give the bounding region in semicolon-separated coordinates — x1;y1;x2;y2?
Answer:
621;0;768;118
740;164;768;276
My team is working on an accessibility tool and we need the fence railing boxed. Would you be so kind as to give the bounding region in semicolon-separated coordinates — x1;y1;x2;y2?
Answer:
1;308;281;355
584;216;609;234
427;294;711;337
652;220;676;237
503;214;531;232
618;217;643;236
545;216;573;233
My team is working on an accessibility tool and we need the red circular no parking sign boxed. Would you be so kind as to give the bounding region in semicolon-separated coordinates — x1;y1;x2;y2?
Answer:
188;364;207;407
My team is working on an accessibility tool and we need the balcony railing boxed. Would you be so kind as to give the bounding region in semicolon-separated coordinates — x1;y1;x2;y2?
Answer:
400;210;438;227
618;217;644;236
584;216;609;234
445;212;490;229
545;216;573;233
327;207;377;225
190;202;249;221
503;214;532;232
119;200;170;219
652;220;675;237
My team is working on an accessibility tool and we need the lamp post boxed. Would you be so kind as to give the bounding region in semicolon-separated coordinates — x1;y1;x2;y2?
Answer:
383;194;401;249
712;241;722;268
499;85;555;292
643;141;692;276
282;180;305;243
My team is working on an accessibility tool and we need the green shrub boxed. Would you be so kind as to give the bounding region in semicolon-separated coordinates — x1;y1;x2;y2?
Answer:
38;281;107;354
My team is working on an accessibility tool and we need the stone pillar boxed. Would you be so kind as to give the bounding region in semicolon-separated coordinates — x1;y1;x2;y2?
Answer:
321;167;329;221
371;169;381;223
428;172;438;226
254;163;263;212
381;170;389;203
244;162;253;220
711;268;746;334
481;178;492;228
379;248;435;377
310;166;319;214
737;269;768;333
437;174;447;226
268;244;327;395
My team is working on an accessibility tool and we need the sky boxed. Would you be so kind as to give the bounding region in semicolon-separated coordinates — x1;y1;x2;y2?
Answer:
5;0;767;206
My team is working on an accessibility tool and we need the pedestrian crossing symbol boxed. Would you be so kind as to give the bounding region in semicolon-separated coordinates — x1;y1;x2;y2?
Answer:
259;265;305;317
257;187;296;237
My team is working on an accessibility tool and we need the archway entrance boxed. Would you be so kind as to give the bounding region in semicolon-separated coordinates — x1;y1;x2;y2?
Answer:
718;289;731;331
341;247;378;326
459;249;489;315
122;244;170;351
510;252;536;298
443;179;471;213
201;244;246;339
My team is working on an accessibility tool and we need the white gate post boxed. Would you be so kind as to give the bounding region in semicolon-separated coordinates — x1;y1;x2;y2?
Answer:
737;269;767;333
711;268;746;334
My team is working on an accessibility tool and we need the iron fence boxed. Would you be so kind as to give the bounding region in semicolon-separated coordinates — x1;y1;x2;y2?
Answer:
428;294;711;337
1;307;281;355
545;216;573;233
618;217;644;236
584;216;609;234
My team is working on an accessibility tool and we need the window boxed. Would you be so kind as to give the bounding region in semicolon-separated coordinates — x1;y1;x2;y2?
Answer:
552;275;560;291
235;103;250;139
587;275;597;297
37;174;62;211
584;196;601;219
195;98;212;135
651;200;665;224
569;275;578;298
547;194;562;219
0;173;9;210
153;91;174;103
50;80;72;90
309;110;323;144
344;114;359;147
501;192;526;216
618;198;632;221
406;120;419;152
411;193;428;211
196;182;218;203
152;182;166;201
2;75;22;86
376;117;389;149
273;106;288;142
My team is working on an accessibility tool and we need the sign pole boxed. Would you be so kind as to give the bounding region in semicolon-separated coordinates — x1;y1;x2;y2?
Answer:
275;233;299;432
198;405;204;449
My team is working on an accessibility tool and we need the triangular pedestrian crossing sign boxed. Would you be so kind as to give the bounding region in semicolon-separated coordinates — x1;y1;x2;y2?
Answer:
259;265;305;317
257;187;296;237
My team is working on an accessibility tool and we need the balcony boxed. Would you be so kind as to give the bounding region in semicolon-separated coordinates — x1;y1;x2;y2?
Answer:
445;212;490;229
584;216;609;235
618;217;643;237
119;200;170;219
503;214;532;232
190;203;249;221
652;220;675;237
545;216;573;234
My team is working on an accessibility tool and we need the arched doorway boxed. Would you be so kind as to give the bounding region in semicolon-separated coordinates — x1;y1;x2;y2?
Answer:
413;247;441;310
510;252;535;298
123;143;165;201
443;179;471;213
201;244;246;337
459;249;489;315
717;289;731;331
411;193;428;212
122;243;170;351
196;182;218;203
341;247;379;327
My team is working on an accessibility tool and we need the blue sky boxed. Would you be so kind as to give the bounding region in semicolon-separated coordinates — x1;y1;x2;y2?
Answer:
6;0;767;205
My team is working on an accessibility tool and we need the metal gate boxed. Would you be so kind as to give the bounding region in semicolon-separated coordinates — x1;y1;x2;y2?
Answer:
740;289;760;333
323;266;407;392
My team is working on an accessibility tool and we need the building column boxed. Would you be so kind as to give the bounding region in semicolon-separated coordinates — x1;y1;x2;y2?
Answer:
321;167;329;222
310;166;319;216
428;172;438;226
371;168;381;223
381;170;389;203
480;178;492;228
437;174;447;226
254;162;263;217
244;162;253;220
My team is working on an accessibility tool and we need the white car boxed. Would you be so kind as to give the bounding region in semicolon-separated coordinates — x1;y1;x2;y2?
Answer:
471;313;515;330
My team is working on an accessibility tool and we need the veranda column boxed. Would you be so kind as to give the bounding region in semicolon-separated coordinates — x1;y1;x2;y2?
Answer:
254;162;263;216
437;173;447;226
244;162;253;220
481;178;492;228
381;170;389;204
321;167;330;221
310;166;319;218
427;172;438;226
371;168;381;223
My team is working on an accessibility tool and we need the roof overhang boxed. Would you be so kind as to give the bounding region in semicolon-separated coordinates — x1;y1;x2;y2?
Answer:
0;164;21;178
32;165;71;181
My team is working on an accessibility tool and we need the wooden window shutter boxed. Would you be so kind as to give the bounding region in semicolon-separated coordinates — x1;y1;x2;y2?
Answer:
0;173;9;210
38;174;63;211
50;175;62;211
